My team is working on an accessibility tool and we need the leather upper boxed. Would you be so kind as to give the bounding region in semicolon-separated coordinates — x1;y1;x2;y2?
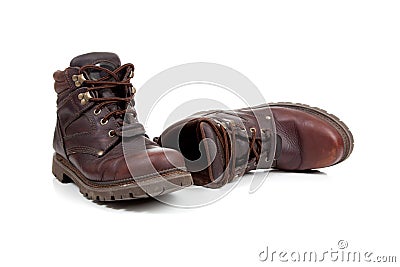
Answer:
157;103;350;186
271;106;345;170
157;106;276;187
53;53;187;182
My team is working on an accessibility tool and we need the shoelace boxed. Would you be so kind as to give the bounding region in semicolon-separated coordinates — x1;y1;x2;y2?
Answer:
79;63;137;136
249;127;262;165
218;124;262;166
215;123;262;183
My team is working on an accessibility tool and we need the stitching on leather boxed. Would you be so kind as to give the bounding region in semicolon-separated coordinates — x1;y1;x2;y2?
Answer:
85;112;97;132
63;131;91;140
56;153;188;187
66;146;100;157
65;68;75;90
62;90;95;128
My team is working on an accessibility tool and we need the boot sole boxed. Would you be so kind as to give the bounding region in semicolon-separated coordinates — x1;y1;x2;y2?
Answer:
268;102;354;163
52;153;193;201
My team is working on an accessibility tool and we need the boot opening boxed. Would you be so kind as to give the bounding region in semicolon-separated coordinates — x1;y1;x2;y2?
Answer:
178;120;203;162
178;120;226;184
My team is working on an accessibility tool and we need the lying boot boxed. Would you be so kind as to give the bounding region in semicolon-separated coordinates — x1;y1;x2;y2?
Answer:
155;102;354;188
52;52;192;201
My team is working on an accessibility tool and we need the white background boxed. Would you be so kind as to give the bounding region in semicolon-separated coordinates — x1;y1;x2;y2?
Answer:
1;1;399;266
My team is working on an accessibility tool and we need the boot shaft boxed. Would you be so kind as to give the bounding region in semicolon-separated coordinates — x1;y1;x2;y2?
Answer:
157;105;276;187
52;53;137;158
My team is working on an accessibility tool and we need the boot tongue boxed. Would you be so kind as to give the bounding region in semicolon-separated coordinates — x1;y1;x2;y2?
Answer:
70;52;121;69
70;52;123;92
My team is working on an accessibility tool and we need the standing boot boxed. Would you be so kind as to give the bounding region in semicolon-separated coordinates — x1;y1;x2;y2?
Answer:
155;103;354;188
52;52;192;201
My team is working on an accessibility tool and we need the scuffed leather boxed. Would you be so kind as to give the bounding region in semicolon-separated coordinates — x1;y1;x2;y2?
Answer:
271;106;345;170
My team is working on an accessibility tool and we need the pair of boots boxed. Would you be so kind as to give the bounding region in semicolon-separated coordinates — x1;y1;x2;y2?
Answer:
52;52;354;201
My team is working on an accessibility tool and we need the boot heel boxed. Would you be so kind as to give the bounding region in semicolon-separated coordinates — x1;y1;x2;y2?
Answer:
52;155;72;183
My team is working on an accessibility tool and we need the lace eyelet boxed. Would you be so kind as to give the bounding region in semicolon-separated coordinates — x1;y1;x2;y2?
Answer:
250;127;256;133
77;91;92;105
108;130;116;137
72;74;86;87
100;118;109;125
93;109;101;115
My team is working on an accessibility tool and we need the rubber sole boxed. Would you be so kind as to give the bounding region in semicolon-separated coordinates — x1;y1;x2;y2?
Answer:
52;153;193;201
268;102;354;163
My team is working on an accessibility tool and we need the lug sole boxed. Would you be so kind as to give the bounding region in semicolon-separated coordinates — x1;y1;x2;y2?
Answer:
52;153;193;201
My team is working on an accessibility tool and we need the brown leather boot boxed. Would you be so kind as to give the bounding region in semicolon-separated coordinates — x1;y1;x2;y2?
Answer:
52;52;192;201
155;103;354;188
